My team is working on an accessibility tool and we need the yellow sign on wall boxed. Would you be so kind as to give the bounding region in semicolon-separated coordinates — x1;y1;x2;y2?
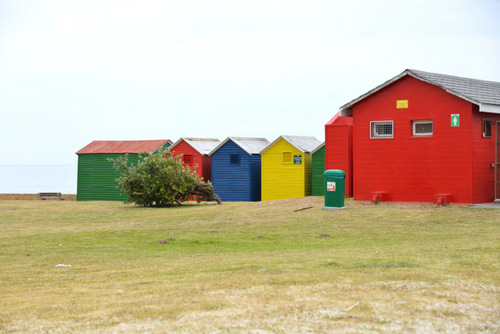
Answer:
397;100;408;109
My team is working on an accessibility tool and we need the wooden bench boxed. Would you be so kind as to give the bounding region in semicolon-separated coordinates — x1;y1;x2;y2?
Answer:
38;192;65;200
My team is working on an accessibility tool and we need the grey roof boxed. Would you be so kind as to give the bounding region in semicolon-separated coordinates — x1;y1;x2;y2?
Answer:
169;137;220;155
340;69;500;114
209;137;270;156
261;135;322;154
311;142;325;155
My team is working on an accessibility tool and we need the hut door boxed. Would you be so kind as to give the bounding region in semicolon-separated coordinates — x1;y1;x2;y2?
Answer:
496;122;500;201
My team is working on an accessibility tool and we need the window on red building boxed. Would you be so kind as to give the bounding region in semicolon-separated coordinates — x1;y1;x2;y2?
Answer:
413;120;433;136
370;121;393;139
483;119;492;138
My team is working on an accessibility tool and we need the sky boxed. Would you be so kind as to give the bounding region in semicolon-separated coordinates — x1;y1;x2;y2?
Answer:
1;0;499;166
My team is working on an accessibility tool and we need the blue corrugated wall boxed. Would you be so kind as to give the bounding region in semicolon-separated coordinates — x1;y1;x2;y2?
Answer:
249;154;261;201
211;140;262;202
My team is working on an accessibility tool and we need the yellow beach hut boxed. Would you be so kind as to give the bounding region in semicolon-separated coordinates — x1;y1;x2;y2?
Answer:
261;135;321;201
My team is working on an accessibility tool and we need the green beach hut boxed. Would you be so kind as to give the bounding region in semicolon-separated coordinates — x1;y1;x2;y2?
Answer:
76;139;172;201
311;142;325;196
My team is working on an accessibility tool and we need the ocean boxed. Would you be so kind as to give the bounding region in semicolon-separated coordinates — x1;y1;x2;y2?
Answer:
0;165;78;194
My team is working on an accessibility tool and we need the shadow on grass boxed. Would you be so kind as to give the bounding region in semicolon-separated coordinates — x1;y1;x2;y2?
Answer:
348;262;419;269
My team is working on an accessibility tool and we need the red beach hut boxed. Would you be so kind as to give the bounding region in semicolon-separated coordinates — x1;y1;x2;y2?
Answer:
169;138;221;182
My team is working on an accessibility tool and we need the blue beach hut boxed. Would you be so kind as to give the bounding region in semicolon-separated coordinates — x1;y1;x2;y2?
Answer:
209;137;270;202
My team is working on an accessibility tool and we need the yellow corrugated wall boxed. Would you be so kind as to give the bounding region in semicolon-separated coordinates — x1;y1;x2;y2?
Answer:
261;138;311;201
304;153;312;196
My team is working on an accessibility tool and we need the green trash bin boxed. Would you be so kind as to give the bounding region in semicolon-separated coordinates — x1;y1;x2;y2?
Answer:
323;169;347;210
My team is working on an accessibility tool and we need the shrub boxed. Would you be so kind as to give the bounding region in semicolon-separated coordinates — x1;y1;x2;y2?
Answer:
109;148;221;207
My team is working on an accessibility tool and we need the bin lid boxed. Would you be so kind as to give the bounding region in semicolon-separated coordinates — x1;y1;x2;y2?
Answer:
323;169;346;178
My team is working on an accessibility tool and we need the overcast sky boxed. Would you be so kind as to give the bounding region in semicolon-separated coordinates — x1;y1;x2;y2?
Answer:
1;0;499;165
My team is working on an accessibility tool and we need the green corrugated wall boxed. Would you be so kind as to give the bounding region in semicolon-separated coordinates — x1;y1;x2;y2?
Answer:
77;143;171;201
311;145;325;196
77;153;141;201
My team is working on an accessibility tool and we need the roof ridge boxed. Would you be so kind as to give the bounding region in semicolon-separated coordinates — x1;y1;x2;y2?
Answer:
183;137;220;141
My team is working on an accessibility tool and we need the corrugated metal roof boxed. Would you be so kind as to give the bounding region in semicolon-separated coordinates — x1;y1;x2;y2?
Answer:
209;137;270;156
311;142;325;155
76;140;172;154
283;135;322;153
169;137;221;155
261;135;322;154
340;69;500;114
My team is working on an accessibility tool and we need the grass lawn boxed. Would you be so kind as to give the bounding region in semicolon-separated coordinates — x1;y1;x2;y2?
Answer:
0;197;498;333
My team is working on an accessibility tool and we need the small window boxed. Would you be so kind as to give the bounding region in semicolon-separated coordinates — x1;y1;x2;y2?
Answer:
230;154;240;165
183;154;193;164
483;119;492;138
371;121;393;139
283;152;292;163
413;120;433;136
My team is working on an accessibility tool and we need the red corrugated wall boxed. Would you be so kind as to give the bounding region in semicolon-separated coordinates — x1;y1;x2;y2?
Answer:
171;140;211;182
325;113;353;197
350;75;492;204
472;108;500;203
201;155;212;182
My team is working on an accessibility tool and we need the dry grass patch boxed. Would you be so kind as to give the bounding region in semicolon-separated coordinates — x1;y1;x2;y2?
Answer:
0;197;499;333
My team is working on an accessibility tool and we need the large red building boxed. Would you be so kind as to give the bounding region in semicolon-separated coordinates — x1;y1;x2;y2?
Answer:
329;69;500;204
169;138;220;182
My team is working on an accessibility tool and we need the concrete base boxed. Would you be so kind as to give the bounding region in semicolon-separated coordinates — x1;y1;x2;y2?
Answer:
322;206;348;211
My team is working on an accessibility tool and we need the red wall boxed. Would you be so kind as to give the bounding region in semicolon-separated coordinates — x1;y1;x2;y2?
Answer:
325;113;353;196
472;108;500;203
171;141;212;182
350;75;489;203
201;155;212;182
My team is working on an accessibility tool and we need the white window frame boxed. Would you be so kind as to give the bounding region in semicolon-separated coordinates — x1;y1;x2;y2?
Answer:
370;121;394;139
413;120;433;136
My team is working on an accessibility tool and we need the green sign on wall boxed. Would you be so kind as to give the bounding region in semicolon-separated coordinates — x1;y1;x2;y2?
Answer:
451;114;460;127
